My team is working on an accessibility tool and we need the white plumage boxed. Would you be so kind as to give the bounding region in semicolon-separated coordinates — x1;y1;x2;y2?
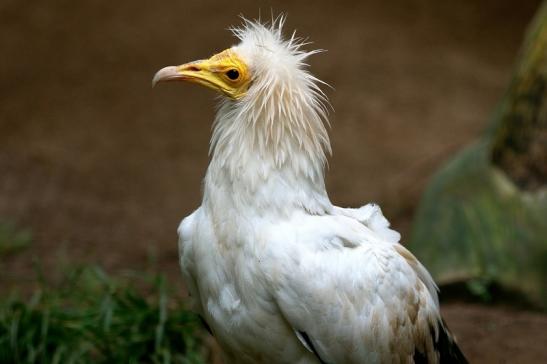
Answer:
154;18;466;364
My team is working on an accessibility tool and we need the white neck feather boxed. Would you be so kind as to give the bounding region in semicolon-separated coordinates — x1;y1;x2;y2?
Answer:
203;19;333;217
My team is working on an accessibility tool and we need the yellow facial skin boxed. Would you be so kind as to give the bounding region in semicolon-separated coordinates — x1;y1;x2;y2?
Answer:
153;49;251;100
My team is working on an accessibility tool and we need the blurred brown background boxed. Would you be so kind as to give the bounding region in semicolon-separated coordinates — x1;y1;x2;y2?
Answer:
1;0;546;362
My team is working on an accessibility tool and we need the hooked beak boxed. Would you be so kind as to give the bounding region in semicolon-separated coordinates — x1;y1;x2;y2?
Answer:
152;61;207;88
152;49;251;99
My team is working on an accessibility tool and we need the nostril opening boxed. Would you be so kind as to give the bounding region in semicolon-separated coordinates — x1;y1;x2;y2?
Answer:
187;66;200;72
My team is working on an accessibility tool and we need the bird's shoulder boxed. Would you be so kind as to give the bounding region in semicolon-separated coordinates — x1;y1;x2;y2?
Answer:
273;232;437;308
178;208;200;243
265;212;437;311
177;208;206;312
177;207;212;254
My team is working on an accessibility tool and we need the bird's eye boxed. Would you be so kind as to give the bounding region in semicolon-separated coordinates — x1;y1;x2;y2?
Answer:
226;69;239;80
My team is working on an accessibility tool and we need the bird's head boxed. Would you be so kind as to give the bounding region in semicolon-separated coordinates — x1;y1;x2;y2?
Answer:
153;47;252;100
153;17;331;174
153;17;327;103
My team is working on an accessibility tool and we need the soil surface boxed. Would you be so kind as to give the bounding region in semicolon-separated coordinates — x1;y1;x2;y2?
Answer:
1;0;545;362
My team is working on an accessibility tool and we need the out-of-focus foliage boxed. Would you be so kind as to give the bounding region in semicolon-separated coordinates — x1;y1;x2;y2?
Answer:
0;266;205;364
0;221;32;255
410;1;547;309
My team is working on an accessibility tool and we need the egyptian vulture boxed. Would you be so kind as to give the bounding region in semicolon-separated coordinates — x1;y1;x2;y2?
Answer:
153;18;468;364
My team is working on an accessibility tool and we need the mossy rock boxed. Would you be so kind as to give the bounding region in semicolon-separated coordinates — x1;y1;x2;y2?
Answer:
409;2;547;308
409;141;547;306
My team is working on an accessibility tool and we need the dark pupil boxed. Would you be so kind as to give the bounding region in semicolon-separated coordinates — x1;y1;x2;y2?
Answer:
226;69;239;80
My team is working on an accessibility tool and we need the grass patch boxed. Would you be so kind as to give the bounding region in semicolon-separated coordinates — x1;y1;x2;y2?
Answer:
0;221;32;255
0;266;205;364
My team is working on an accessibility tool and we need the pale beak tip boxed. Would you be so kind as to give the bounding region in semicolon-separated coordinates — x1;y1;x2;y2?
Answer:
152;66;179;88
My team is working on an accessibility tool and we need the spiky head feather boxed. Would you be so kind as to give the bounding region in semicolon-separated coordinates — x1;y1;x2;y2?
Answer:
211;18;331;171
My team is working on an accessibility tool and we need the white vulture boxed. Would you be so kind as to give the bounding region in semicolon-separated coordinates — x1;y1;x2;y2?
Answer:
153;18;468;364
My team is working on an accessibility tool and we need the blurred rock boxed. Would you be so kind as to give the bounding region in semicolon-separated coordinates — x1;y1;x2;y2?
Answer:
410;1;547;309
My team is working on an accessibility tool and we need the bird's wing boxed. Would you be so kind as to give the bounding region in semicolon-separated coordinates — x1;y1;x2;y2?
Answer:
270;215;466;363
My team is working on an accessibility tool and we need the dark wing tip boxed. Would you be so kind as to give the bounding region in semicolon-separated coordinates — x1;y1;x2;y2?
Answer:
198;315;214;336
414;319;469;364
434;319;468;364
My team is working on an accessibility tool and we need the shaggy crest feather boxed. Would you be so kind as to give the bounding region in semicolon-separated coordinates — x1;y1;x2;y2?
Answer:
211;18;330;171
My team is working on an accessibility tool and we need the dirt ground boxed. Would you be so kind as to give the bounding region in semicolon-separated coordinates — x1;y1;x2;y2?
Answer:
1;0;546;362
